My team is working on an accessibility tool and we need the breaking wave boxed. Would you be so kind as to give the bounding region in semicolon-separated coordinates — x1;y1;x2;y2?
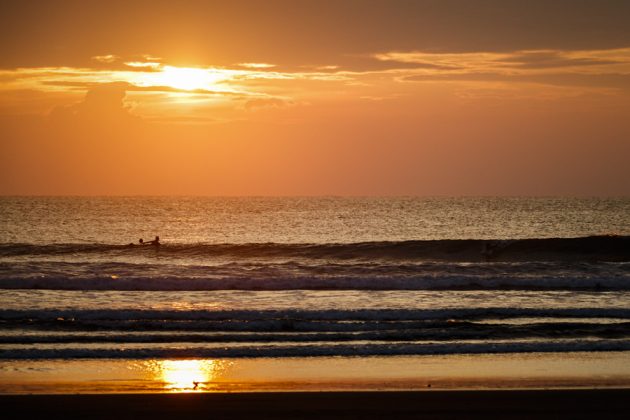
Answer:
1;273;627;291
1;235;628;262
2;340;629;359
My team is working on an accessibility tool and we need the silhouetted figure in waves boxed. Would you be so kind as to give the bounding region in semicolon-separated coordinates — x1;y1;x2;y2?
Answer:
145;236;160;246
137;236;160;246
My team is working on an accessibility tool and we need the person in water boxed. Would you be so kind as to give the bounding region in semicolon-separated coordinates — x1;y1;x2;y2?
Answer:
138;236;160;246
146;236;160;246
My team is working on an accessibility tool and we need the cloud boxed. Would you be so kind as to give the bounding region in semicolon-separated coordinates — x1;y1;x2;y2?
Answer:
81;83;129;114
44;81;253;126
40;80;247;97
48;82;138;125
302;56;458;73
128;84;246;96
371;48;630;91
238;63;276;69
402;72;630;91
141;54;162;62
92;54;119;64
69;54;166;72
374;48;630;74
244;97;295;111
5;47;630;124
124;61;162;70
500;50;623;69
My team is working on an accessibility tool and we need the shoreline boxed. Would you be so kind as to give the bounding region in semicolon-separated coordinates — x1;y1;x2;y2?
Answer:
2;389;629;419
2;353;630;394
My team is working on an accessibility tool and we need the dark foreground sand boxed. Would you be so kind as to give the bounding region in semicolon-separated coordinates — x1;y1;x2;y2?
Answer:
1;389;628;419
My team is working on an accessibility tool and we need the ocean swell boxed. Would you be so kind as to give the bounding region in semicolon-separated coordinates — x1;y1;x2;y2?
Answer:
1;235;628;262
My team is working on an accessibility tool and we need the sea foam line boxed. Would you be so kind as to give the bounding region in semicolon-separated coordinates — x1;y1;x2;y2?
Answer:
1;339;629;359
2;307;630;321
2;323;629;344
1;275;628;291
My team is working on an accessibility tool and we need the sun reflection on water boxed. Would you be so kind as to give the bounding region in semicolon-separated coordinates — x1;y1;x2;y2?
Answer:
157;359;225;392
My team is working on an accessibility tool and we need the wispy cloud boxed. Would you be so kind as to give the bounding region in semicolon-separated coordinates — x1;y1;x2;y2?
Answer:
237;62;276;69
374;48;630;75
92;54;120;64
124;61;162;70
244;97;295;111
3;47;630;122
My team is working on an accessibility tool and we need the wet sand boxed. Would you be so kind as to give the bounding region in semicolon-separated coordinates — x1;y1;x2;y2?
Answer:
2;354;629;418
2;389;629;419
3;353;630;394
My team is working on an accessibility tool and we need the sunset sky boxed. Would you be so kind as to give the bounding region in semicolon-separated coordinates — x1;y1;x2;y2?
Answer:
1;0;629;196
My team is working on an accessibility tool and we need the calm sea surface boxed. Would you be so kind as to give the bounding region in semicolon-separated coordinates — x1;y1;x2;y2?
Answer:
0;197;629;359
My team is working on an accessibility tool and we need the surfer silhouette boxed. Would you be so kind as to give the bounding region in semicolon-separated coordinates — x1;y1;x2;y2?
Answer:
146;236;160;246
138;236;160;246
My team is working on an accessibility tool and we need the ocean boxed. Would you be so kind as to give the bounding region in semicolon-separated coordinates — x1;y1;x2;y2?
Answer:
0;197;630;393
0;197;629;391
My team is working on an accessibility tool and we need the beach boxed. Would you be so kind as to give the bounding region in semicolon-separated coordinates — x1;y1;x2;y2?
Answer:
2;390;629;419
3;354;629;419
2;353;630;394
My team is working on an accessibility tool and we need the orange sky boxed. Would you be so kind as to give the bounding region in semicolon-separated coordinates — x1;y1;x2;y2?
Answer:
1;0;629;195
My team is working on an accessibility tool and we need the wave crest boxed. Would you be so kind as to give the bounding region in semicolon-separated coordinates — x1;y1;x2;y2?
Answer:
1;235;628;262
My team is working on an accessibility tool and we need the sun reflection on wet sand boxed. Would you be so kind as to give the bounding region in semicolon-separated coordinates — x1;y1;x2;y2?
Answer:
156;359;226;392
3;354;630;394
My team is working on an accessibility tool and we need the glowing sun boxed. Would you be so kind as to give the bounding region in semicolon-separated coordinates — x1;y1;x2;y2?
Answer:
150;66;227;91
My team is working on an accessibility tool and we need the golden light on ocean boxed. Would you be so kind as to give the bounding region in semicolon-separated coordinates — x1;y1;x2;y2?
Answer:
158;359;222;392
